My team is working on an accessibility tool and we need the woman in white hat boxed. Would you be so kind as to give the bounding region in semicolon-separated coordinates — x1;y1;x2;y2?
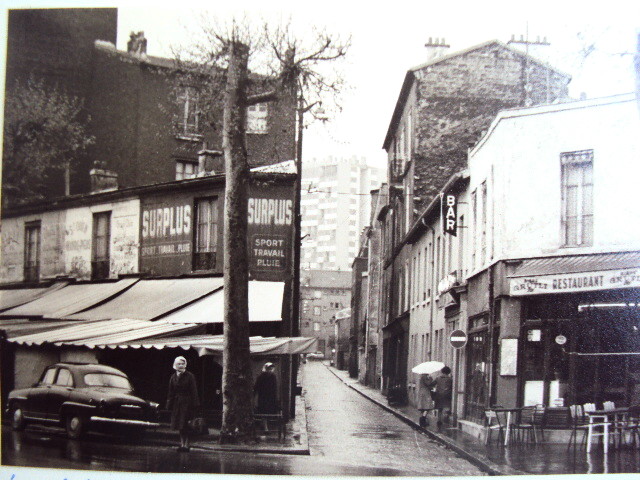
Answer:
166;356;199;451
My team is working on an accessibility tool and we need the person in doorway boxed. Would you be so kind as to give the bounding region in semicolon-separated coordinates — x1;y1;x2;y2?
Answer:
254;362;279;431
417;373;435;427
166;356;200;452
434;366;453;427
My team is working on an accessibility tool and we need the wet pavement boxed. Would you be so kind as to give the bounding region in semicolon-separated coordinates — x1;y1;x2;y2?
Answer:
326;363;640;475
300;360;485;476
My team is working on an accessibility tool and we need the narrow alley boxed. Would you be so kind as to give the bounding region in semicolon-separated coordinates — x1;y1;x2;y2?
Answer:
300;360;485;476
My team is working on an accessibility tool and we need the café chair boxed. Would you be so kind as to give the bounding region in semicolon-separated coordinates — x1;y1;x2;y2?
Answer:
485;408;506;445
512;404;544;444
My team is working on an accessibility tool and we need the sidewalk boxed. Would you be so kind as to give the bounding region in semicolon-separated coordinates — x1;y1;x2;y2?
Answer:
325;364;640;475
145;393;309;455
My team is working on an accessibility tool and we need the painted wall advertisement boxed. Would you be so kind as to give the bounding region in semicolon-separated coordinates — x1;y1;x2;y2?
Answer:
139;183;293;280
140;192;195;276
509;268;640;296
247;184;293;281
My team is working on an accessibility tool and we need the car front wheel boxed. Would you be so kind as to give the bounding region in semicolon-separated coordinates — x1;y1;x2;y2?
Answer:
66;414;86;439
11;406;26;431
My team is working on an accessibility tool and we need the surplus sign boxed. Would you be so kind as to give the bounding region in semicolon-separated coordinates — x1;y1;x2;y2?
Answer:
248;195;293;279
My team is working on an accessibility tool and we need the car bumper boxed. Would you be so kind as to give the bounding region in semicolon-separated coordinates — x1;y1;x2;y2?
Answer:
90;416;160;427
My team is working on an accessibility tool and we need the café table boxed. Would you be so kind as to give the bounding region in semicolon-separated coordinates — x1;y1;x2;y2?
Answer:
585;407;629;454
489;407;522;446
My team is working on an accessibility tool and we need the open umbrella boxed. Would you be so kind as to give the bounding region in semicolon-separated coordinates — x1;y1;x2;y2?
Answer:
412;361;445;375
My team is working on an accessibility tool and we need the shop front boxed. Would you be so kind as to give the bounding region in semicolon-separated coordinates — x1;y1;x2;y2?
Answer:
510;252;640;410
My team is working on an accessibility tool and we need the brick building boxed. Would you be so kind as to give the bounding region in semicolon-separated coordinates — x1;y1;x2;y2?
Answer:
3;8;296;203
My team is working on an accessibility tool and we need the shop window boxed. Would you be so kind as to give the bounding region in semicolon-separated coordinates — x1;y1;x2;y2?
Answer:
193;197;218;271
24;221;41;282
176;160;197;180
92;211;111;280
561;150;593;247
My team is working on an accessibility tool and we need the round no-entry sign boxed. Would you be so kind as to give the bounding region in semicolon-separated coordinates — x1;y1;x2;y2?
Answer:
450;329;467;349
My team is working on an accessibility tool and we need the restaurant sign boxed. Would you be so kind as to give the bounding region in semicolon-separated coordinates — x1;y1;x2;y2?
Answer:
510;268;640;296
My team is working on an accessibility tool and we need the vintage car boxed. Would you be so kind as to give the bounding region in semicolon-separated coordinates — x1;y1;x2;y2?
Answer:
6;362;160;439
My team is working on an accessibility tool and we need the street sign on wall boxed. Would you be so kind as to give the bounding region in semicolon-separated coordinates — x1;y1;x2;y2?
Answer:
450;329;467;349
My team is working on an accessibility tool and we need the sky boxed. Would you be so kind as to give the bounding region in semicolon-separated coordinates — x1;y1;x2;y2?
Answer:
1;0;639;170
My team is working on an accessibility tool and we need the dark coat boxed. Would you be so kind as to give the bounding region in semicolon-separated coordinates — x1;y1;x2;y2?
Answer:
434;374;453;410
254;371;279;414
167;370;200;431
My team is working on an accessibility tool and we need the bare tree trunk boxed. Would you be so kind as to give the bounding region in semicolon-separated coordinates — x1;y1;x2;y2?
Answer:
220;40;254;444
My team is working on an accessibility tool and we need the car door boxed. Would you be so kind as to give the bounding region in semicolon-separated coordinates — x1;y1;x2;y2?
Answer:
26;366;57;420
47;367;74;422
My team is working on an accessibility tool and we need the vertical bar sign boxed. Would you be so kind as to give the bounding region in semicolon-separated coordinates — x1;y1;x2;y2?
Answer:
442;193;457;236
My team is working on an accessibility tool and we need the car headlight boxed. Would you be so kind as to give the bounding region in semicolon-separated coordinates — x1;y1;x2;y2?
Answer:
149;401;160;410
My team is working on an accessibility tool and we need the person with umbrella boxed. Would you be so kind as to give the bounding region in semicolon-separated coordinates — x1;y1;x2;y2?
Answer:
433;366;453;427
412;361;444;428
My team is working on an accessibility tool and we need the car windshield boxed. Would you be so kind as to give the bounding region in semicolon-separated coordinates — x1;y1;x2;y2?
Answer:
84;373;132;390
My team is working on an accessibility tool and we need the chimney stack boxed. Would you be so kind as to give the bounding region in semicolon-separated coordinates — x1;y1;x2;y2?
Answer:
127;31;147;57
90;166;118;193
424;37;450;61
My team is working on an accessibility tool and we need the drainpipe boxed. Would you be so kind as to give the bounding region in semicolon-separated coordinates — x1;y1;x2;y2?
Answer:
422;217;436;361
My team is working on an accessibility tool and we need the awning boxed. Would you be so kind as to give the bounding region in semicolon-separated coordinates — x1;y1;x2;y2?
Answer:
1;279;138;319
8;318;200;346
66;277;224;321
99;335;318;356
162;281;284;324
508;251;640;277
0;281;69;313
508;252;640;296
0;318;77;338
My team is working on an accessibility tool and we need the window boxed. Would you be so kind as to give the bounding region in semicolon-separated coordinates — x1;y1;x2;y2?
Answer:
176;160;197;180
313;306;321;316
193;197;218;271
247;103;268;134
561;150;594;246
471;189;477;269
24;221;41;282
40;367;56;385
177;87;201;138
55;369;73;387
92;212;111;280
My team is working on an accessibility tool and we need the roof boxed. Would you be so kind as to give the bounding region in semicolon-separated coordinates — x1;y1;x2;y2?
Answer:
0;279;138;319
251;160;297;174
470;93;637;156
2;171;295;218
0;319;75;338
161;281;284;323
301;270;352;289
382;39;571;150
508;251;640;278
66;277;224;321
